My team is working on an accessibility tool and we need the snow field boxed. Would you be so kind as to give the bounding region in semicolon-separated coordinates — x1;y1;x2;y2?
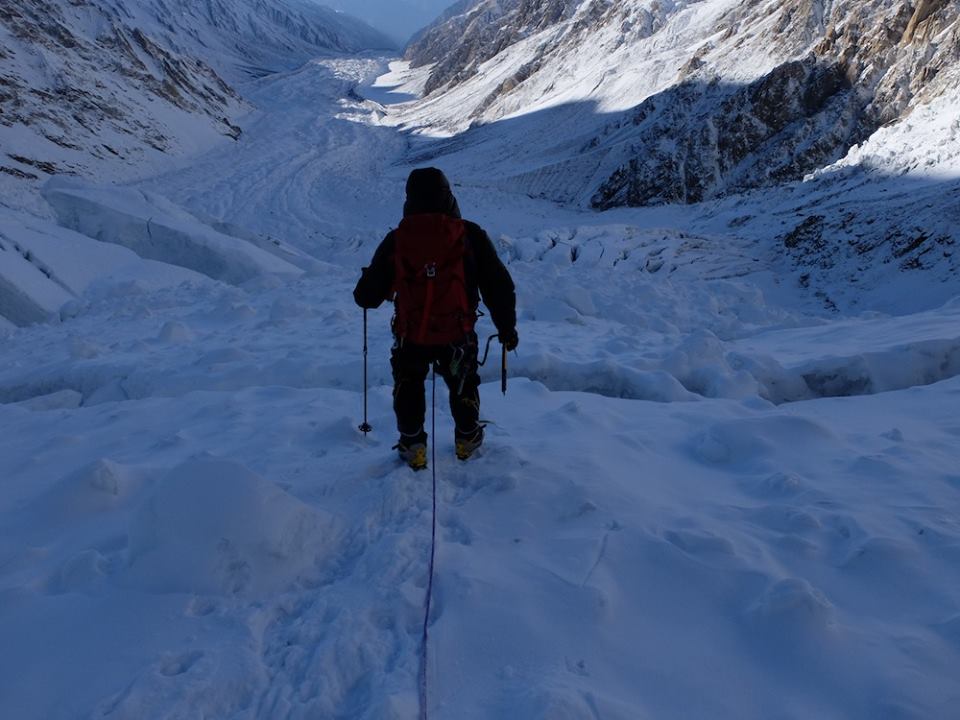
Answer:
2;212;960;718
1;54;959;719
1;380;434;718
497;228;960;404
431;380;960;719
135;57;414;261
3;337;959;718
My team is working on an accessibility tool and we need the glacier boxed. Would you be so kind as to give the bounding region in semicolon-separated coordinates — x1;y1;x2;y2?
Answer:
0;1;959;719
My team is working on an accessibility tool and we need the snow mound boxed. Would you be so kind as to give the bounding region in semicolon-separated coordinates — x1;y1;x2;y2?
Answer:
43;182;304;286
511;354;696;402
48;549;111;596
157;321;195;345
664;329;767;400
0;229;73;327
16;389;83;412
694;415;835;469
730;301;960;402
126;459;336;597
0;207;209;327
22;459;145;538
748;578;834;631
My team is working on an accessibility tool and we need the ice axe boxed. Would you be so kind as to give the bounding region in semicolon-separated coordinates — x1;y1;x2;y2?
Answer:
501;342;507;395
479;333;508;395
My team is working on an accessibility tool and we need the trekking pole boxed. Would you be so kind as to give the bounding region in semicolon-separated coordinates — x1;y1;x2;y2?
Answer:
359;308;373;435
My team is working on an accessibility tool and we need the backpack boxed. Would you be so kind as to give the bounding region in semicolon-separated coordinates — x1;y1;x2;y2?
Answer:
393;214;476;345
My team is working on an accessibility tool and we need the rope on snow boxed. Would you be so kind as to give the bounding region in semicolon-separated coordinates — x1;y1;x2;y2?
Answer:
418;368;439;720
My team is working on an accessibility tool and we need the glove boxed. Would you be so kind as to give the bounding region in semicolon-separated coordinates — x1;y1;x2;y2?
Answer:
499;328;519;352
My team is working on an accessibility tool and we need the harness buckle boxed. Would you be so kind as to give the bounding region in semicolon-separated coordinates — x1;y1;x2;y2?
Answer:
424;263;437;278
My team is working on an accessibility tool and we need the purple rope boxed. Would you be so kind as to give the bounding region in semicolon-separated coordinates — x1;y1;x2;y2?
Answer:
419;367;438;720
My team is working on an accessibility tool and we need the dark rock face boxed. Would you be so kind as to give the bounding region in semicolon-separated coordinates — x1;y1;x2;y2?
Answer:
783;215;827;251
0;0;243;175
592;58;859;208
593;0;960;208
407;0;959;210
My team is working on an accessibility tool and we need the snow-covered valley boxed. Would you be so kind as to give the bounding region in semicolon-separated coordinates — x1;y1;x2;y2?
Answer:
2;1;960;718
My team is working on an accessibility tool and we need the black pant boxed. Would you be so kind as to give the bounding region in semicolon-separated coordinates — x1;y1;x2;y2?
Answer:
391;333;480;439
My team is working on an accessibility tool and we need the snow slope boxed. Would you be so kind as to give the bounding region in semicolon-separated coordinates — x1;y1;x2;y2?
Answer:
0;0;393;214
1;54;959;720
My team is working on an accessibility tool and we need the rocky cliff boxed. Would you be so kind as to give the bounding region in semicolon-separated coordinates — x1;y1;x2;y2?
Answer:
594;0;960;208
399;0;960;210
1;0;242;181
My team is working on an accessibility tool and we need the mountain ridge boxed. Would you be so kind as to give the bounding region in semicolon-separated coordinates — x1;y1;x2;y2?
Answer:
0;0;394;213
397;0;959;210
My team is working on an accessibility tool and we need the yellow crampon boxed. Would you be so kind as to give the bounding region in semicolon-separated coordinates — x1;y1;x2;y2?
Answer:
455;427;484;461
455;441;473;461
398;443;427;471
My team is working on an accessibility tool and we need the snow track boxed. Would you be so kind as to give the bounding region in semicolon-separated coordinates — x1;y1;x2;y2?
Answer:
1;56;959;720
137;58;414;259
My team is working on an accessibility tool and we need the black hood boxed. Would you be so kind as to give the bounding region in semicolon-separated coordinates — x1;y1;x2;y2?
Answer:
403;167;461;219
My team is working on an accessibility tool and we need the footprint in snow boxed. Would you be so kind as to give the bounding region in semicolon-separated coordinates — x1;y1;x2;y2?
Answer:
664;528;736;557
185;596;218;617
741;505;822;535
559;499;598;522
742;471;809;499
440;514;473;546
46;549;109;594
747;578;834;632
158;650;204;677
442;443;523;498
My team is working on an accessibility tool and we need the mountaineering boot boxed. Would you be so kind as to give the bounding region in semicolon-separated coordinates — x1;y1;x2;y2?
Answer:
395;430;428;471
455;425;484;461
